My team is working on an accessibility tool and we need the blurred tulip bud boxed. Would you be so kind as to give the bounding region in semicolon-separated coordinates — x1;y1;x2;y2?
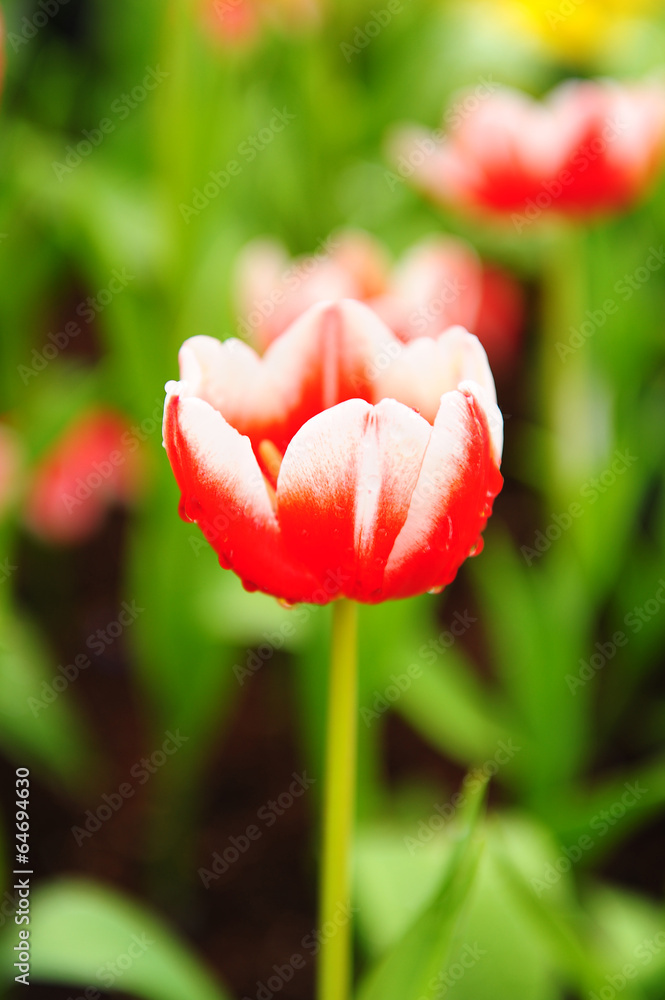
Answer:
25;409;144;545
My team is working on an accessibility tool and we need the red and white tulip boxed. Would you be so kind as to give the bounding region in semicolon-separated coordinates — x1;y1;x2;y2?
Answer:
163;300;503;604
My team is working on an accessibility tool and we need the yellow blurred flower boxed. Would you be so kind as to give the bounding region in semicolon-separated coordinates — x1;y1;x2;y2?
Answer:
481;0;664;63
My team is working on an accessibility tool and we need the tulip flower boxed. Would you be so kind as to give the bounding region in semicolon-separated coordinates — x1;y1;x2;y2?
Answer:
390;78;665;224
370;237;524;373
204;0;262;45
164;300;503;1000
205;0;320;47
235;231;390;350
163;299;503;606
236;230;523;373
25;409;143;545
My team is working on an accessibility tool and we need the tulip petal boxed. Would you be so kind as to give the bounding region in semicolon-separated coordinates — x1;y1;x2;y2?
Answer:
276;398;432;601
379;235;482;342
163;386;323;604
178;300;397;458
393;79;665;219
374;326;498;426
382;388;503;600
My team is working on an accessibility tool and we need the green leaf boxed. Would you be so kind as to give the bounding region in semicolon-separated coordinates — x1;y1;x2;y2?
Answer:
127;471;239;758
585;883;665;991
356;811;579;1000
356;780;486;1000
359;597;516;766
470;530;592;798
395;647;516;766
0;878;231;1000
0;601;93;791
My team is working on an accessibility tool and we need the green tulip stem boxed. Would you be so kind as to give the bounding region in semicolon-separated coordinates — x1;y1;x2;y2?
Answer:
318;598;358;1000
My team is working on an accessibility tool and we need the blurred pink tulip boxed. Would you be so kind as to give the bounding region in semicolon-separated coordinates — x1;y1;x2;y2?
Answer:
205;0;262;46
390;78;665;224
25;410;143;545
236;230;524;374
235;231;390;349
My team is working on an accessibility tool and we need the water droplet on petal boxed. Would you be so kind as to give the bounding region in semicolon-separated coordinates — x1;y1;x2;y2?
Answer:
469;537;485;557
277;598;295;610
178;496;194;523
428;585;445;595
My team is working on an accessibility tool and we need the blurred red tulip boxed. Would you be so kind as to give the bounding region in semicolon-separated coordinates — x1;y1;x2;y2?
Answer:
25;410;143;545
205;0;320;46
369;237;524;373
236;231;524;373
163;300;503;604
205;0;262;46
390;78;665;223
235;232;385;349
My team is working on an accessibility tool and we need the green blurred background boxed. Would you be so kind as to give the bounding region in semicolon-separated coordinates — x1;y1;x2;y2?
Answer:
1;0;665;997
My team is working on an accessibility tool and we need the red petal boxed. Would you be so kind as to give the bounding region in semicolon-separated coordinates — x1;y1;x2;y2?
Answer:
374;326;498;426
382;388;503;600
163;388;323;604
276;398;432;602
178;300;396;457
